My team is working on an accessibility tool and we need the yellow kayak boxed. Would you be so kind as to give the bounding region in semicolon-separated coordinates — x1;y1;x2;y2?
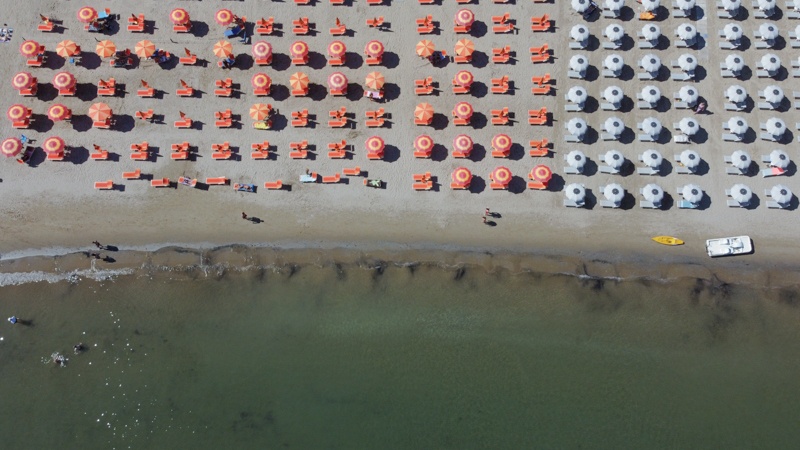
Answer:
652;236;684;246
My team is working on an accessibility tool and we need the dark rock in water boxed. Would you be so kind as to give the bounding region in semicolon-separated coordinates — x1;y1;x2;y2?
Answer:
777;288;799;306
454;267;466;281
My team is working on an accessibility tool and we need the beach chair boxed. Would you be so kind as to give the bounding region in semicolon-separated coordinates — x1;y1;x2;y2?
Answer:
528;108;548;126
263;181;283;190
490;182;508;190
137;80;155;98
291;110;309;127
179;48;197;66
173;21;192;33
530;15;551;32
93;119;111;129
120;169;141;180
529;139;550;157
135;109;154;122
413;181;434;191
171;150;189;160
176;80;194;97
126;14;145;32
416;15;434;34
212;151;232;160
330;18;346;36
492;47;511;64
367;17;384;28
322;174;341;184
491;76;509;95
94;180;114;190
530;45;551;64
205;177;228;186
256;17;274;35
90;149;109;160
174;112;192;129
38;15;55;32
150;178;171;188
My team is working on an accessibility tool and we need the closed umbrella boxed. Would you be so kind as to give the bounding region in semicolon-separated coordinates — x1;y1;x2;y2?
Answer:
251;73;271;89
491;167;513;187
572;0;590;12
604;86;624;104
77;7;98;24
604;149;625;169
722;0;741;11
134;40;156;58
19;40;41;58
95;40;115;58
641;85;661;104
328;41;346;58
47;104;70;122
730;150;751;170
454;70;474;87
641;54;661;73
759;23;778;41
414;135;434;155
682;184;703;203
365;71;385;90
88;103;112;122
766;117;786;136
365;40;384;58
571;25;590;42
604;117;625;136
726;85;747;103
770;185;792;204
730;184;752;204
566;183;586;202
678;117;700;135
291;41;309;59
42;136;65;155
642;24;661;42
759;0;776;10
453;135;473;154
680;149;700;168
764;85;784;104
676;0;696;9
170;8;190;25
567;86;588;104
603;184;625;203
12;72;35;90
725;54;744;72
795;25;800;42
252;41;272;59
605;54;624;72
605;0;624;10
455;39;474;56
249;104;271;121
455;9;475;27
676;23;697;41
1;138;22;158
453;102;473;119
679;85;699;104
724;23;743;41
678;54;697;72
416;40;435;58
643;149;663;168
57;40;80;58
761;53;781;72
728;116;748;135
643;184;664;203
328;72;348;91
52;71;76;90
605;24;624;42
642;0;660;11
567;118;587;136
215;9;235;26
570;55;589;72
492;134;512;153
213;40;233;58
365;136;385;154
642;117;662;136
566;150;587;168
415;103;434;123
769;149;790;169
6;104;28;121
451;167;472;188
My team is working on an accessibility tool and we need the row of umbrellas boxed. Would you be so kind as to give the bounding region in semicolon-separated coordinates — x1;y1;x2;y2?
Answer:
80;7;242;26
564;147;790;171
566;83;698;105
450;166;552;188
597;23;698;42
564;183;792;206
566;117;663;137
569;53;699;73
572;0;663;12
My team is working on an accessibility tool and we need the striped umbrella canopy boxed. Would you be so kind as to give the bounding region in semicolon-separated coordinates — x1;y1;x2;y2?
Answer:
215;9;235;26
48;104;71;122
491;166;512;186
249;103;271;121
12;72;35;90
213;40;233;58
453;134;473;153
43;136;65;155
365;40;384;58
415;103;434;122
170;8;190;25
531;165;553;183
1;138;23;157
328;40;346;57
492;134;512;153
455;39;475;56
365;136;385;154
453;102;473;119
452;167;472;187
56;40;80;58
291;41;309;58
251;72;272;88
455;9;475;27
328;72;348;90
20;40;41;58
454;70;474;87
365;71;385;90
88;102;112;122
77;6;97;24
252;41;272;58
52;72;76;90
7;104;28;121
416;40;435;58
135;40;156;58
414;135;434;154
289;72;309;91
95;40;116;58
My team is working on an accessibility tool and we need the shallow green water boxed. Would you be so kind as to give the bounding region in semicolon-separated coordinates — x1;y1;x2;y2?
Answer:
1;264;799;449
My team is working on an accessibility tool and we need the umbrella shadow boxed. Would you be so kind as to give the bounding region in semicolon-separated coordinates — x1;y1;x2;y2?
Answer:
508;143;525;161
383;83;400;101
383;145;400;162
236;55;254;70
430;113;449;130
30;115;54;133
469;112;487;129
308;84;327;101
114;115;135;132
581;158;599;176
692;158;709;176
507;176;526;194
618;65;634;82
381;52;400;69
345;53;363;69
67;146;89;164
80;53;102;70
431;144;448;162
72;115;93;132
47;55;67;70
471;51;489;69
471;82;488;98
581;127;598;145
190;21;210;38
36;84;59;102
271;85;290;101
469;21;487;38
583;189;598;210
618;128;635;144
691;128;708;144
583;97;599;113
307;52;327;70
271;54;291;71
547;174;566;192
468;176;486;194
619;192;636;210
269;113;288;131
345;83;364;101
76;83;99;101
619;96;634;113
469;144;486;161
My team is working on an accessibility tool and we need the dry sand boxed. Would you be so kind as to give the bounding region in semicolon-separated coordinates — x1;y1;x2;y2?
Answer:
1;0;799;277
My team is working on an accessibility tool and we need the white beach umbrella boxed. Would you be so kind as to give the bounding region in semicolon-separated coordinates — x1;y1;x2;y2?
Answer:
678;85;699;104
728;116;748;135
678;117;700;136
761;53;781;72
569;54;589;72
759;23;779;41
682;184;703;203
572;0;590;12
604;118;625;137
676;23;697;41
722;0;741;11
678;54;697;72
725;54;744;72
604;149;625;168
567;118;587;136
726;85;747;103
641;85;661;104
603;183;625;204
723;23;743;41
641;54;661;73
571;24;590;42
604;54;624;72
676;0;696;10
680;149;700;169
603;86;624;104
730;149;751;170
764;85;784;104
565;183;586;202
730;184;752;204
642;0;660;11
605;24;625;42
566;149;587;168
642;24;661;42
641;117;662;136
769;149;790;169
770;185;792;204
642;184;664;203
605;0;624;11
766;117;786;137
567;86;588;104
642;149;663;168
758;0;776;11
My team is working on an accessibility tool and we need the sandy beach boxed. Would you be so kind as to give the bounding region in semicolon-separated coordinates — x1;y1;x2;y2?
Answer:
1;0;800;278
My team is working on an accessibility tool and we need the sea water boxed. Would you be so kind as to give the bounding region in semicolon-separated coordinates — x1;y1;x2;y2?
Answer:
1;262;799;449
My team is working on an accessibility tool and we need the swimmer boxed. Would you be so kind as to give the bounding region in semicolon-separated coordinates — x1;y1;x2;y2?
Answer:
52;353;67;367
73;343;85;354
8;316;18;324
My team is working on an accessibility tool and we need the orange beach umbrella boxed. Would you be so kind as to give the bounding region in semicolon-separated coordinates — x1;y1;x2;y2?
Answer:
531;165;553;183
454;70;473;87
88;103;112;122
213;40;233;58
12;72;35;90
365;40;384;57
492;134;512;153
365;71;385;90
455;39;475;56
251;72;271;89
77;7;97;24
290;41;309;58
170;8;190;25
289;72;309;91
455;9;475;27
328;72;348;90
48;104;71;122
414;135;434;155
328;41;346;57
42;136;65;155
20;40;41;58
453;134;473;154
453;102;473;119
215;9;234;26
56;40;80;58
52;72;76;90
415;103;434;122
249;103;271;121
365;136;385;154
95;40;116;58
416;40;435;58
7;104;29;121
491;166;512;186
1;138;23;157
252;41;272;58
451;167;472;188
135;40;156;58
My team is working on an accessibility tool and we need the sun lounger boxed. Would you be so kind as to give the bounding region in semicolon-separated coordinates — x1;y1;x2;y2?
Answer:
205;177;228;185
290;150;308;159
90;150;109;160
413;181;434;191
212;151;232;160
38;16;55;32
322;174;341;184
151;178;170;188
264;181;283;190
451;182;469;190
564;199;584;208
94;180;114;190
122;169;141;180
677;200;697;209
343;167;361;176
256;17;274;35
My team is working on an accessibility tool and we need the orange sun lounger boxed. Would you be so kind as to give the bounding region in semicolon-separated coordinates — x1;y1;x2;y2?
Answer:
94;180;114;190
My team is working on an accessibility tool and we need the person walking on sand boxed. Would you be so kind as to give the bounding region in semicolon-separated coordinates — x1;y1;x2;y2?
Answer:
92;241;103;249
484;208;491;217
482;216;488;224
242;212;248;220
